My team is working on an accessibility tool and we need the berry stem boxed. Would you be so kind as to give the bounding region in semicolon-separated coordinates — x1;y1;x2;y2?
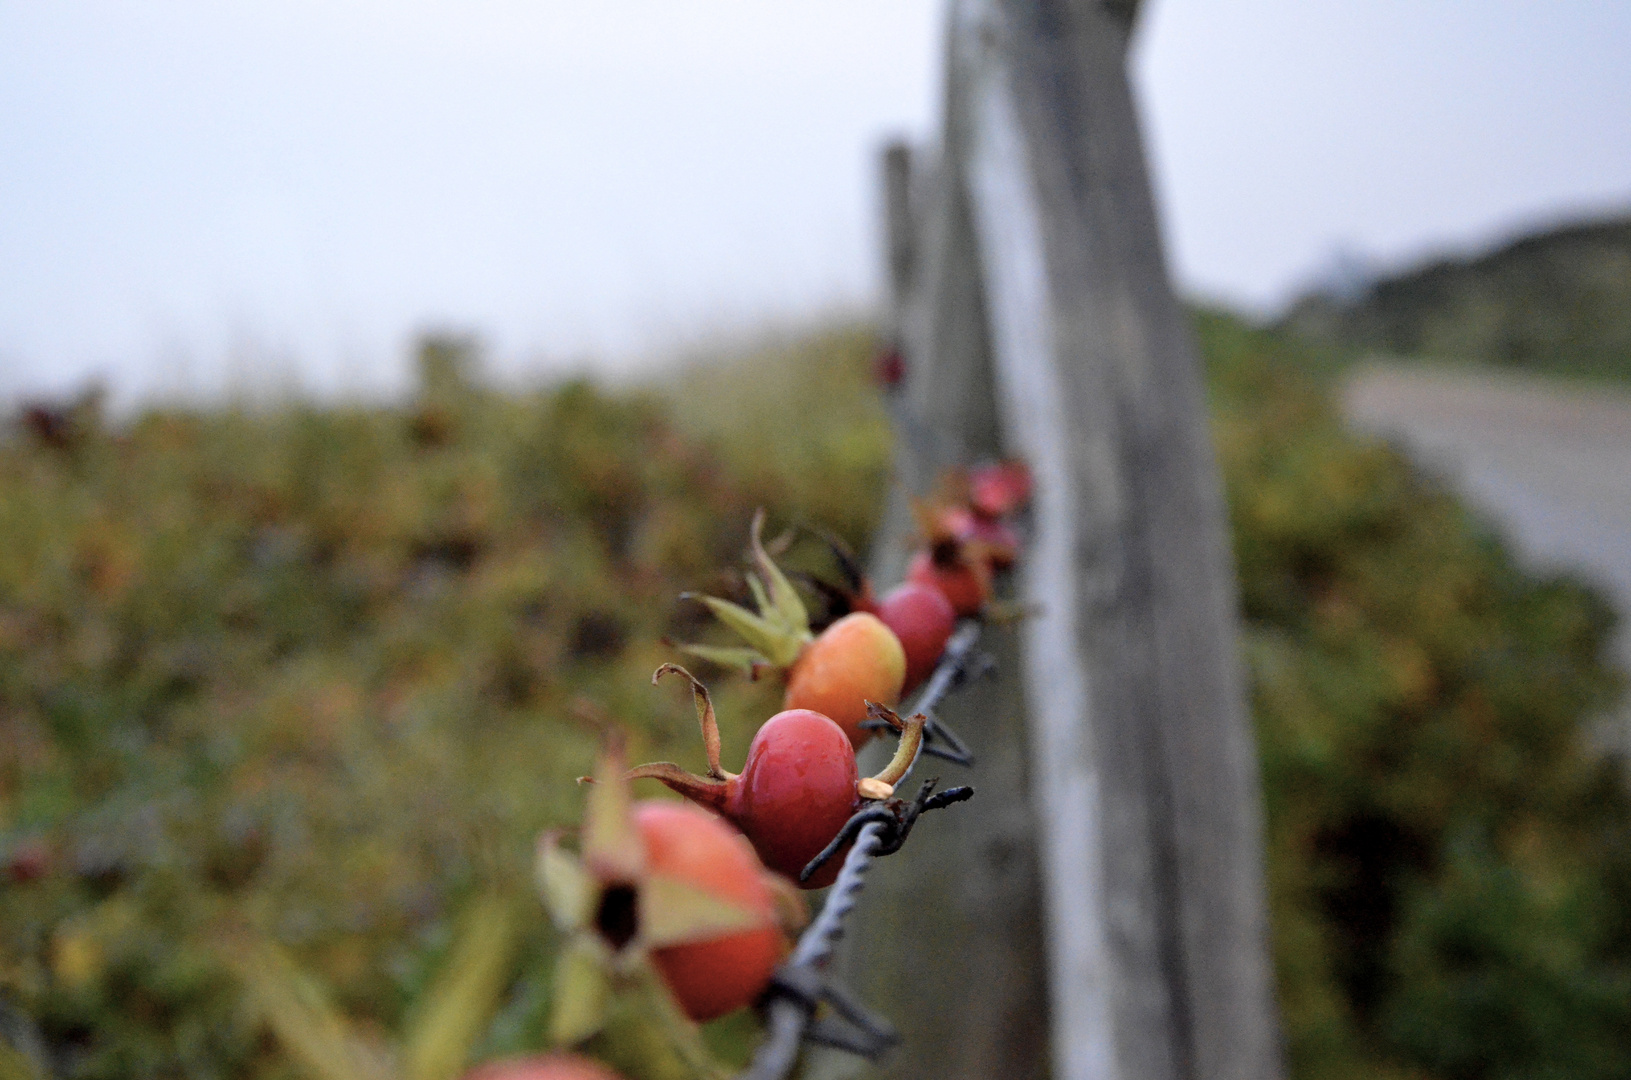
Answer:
861;704;925;797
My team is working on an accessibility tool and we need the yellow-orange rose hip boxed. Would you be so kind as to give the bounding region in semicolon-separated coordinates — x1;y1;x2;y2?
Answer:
783;612;906;750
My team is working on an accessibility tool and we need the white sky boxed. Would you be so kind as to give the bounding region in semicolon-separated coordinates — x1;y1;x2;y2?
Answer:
3;1;1629;402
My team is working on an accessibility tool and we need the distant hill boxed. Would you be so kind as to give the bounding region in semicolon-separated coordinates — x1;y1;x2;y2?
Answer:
1280;212;1631;380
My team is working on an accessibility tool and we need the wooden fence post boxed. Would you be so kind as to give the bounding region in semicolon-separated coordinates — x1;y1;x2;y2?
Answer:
844;3;1282;1079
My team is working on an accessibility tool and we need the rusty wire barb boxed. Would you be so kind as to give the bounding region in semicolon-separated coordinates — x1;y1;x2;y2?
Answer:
735;620;987;1080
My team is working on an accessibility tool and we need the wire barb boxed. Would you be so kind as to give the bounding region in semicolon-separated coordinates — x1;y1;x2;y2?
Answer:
859;619;984;766
798;778;974;883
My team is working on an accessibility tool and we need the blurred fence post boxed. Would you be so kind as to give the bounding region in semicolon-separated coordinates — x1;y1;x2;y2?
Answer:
846;2;1283;1079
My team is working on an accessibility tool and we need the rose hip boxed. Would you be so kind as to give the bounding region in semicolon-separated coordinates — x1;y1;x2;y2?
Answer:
628;666;925;888
783;612;906;749
969;460;1033;519
635;801;785;1021
873;582;957;694
907;546;991;618
731;708;861;887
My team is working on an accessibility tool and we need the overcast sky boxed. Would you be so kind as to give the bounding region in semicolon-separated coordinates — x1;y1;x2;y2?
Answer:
3;1;1629;402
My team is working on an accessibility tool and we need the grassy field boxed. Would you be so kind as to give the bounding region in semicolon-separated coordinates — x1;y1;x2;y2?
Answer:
2;315;1629;1080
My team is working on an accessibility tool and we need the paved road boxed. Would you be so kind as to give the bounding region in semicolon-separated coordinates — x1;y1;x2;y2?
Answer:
1343;364;1631;753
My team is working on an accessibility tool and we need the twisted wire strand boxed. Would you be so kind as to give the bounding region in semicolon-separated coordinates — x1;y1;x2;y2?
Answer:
737;822;886;1080
899;619;981;783
906;619;983;719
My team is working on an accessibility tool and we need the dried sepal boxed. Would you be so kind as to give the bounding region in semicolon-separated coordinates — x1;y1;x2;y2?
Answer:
652;664;734;780
686;594;792;665
908;494;951;545
929;466;973;511
622;763;730;813
748;508;809;643
866;699;908;735
672;511;813;673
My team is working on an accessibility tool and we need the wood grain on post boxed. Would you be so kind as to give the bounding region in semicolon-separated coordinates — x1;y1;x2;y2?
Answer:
846;2;1282;1079
834;130;1055;1080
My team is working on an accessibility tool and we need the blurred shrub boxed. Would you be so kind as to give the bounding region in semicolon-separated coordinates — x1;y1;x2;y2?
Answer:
1203;309;1631;1080
0;329;888;1080
662;325;894;553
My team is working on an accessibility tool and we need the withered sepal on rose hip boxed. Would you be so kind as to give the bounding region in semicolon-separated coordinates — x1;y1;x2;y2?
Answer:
625;665;924;888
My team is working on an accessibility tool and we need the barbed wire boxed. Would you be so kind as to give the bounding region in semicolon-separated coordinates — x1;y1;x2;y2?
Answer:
901;619;985;767
738;822;887;1080
736;620;986;1080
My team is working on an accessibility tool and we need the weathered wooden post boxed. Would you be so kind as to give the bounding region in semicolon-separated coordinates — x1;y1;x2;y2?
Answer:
846;2;1283;1079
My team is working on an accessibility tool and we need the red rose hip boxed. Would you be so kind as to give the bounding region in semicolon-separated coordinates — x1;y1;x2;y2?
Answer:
873;582;957;694
906;547;991;618
730;708;860;886
628;666;925;888
636;801;786;1020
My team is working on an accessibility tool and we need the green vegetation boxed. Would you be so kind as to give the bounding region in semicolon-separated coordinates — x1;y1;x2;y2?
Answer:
1206;310;1631;1080
3;315;1629;1080
0;330;887;1080
1280;213;1631;382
